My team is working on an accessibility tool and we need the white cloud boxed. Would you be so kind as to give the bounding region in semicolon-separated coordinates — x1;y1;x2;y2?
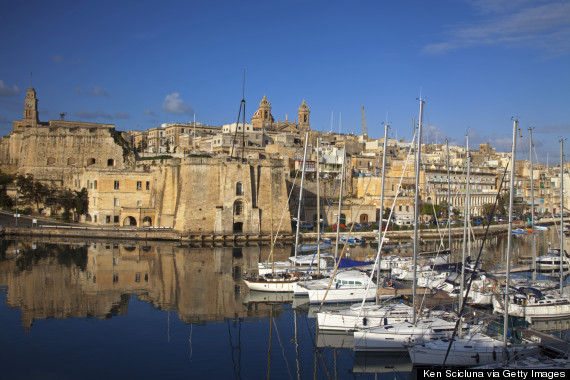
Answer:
86;86;110;97
423;1;570;58
162;92;193;115
0;80;20;97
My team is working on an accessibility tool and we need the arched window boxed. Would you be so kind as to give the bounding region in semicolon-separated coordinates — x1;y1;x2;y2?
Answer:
234;200;244;216
236;182;243;196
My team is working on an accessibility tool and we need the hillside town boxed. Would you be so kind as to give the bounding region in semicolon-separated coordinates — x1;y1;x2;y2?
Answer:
0;86;569;236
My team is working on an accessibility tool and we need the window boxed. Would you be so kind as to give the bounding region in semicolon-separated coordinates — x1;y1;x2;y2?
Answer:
137;181;142;190
236;182;243;196
94;180;97;189
234;200;244;215
146;181;150;190
406;205;409;212
107;159;114;167
114;216;119;223
399;205;402;212
114;181;120;190
106;215;111;223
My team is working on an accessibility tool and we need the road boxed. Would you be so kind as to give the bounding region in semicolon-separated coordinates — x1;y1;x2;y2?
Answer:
0;210;72;229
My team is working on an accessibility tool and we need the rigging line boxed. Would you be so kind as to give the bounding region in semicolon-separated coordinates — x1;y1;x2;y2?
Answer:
356;127;419;316
442;156;511;366
301;177;340;280
262;165;301;263
316;162;383;308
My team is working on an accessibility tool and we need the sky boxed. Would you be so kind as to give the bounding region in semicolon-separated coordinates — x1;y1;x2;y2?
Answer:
0;0;569;163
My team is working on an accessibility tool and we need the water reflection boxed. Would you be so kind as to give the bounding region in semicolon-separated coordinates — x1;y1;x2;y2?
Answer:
0;238;300;329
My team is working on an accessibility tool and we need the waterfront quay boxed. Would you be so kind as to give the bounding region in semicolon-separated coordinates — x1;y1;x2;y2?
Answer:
3;210;567;245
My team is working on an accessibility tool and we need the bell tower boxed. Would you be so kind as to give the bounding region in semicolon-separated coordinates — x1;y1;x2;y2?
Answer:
259;95;273;125
298;99;310;126
23;77;39;124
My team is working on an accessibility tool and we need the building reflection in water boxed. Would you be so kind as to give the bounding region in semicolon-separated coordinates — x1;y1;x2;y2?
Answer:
0;238;292;330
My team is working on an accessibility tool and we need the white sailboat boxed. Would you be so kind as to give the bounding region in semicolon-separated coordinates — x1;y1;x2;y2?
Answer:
244;132;327;292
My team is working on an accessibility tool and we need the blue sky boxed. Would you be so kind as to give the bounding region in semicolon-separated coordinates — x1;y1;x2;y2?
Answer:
0;0;569;162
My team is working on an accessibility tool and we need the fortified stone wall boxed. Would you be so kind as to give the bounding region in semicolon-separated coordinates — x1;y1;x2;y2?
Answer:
0;122;134;183
166;157;291;235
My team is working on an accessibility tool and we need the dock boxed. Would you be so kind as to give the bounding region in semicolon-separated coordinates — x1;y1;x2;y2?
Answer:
519;328;570;356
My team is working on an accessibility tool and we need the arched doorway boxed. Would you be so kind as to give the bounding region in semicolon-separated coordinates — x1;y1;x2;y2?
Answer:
360;214;368;223
123;216;137;226
233;222;243;233
142;217;152;227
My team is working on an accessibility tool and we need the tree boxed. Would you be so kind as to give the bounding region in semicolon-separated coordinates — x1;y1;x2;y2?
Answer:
16;175;49;213
420;203;440;217
482;203;495;219
74;188;88;216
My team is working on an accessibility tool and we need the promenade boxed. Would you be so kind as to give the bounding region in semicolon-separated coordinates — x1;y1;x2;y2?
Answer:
2;209;567;245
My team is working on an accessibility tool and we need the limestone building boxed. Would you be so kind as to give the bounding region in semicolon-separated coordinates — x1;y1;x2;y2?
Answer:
0;86;292;235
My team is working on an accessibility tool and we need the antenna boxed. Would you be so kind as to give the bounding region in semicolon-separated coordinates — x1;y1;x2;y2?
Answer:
59;112;66;121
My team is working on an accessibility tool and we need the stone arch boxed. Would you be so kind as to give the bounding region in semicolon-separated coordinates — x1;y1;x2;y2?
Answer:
87;158;96;166
142;217;152;227
123;216;137;226
67;157;77;166
234;200;244;216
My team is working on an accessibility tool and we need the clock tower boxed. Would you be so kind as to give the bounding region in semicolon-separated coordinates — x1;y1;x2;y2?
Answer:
23;86;39;124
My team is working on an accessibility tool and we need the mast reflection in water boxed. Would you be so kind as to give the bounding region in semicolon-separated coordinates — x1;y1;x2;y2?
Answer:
0;238;375;379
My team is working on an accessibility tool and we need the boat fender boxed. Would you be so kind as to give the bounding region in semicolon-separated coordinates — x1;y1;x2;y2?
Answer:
362;317;367;326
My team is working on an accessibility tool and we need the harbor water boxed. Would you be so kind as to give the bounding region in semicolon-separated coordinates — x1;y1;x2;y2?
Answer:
1;227;568;379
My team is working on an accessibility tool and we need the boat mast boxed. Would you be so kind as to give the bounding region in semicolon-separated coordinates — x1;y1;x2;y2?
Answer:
529;128;535;281
377;122;389;302
560;139;564;294
294;131;310;258
412;97;424;324
503;118;518;357
270;167;274;275
316;138;321;275
459;135;471;338
446;139;452;251
335;147;346;259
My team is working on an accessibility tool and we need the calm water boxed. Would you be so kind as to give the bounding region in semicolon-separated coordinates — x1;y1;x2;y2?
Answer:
1;228;568;379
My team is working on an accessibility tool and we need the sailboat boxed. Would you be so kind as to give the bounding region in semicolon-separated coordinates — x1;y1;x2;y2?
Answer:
493;138;570;321
409;119;540;366
352;98;465;352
